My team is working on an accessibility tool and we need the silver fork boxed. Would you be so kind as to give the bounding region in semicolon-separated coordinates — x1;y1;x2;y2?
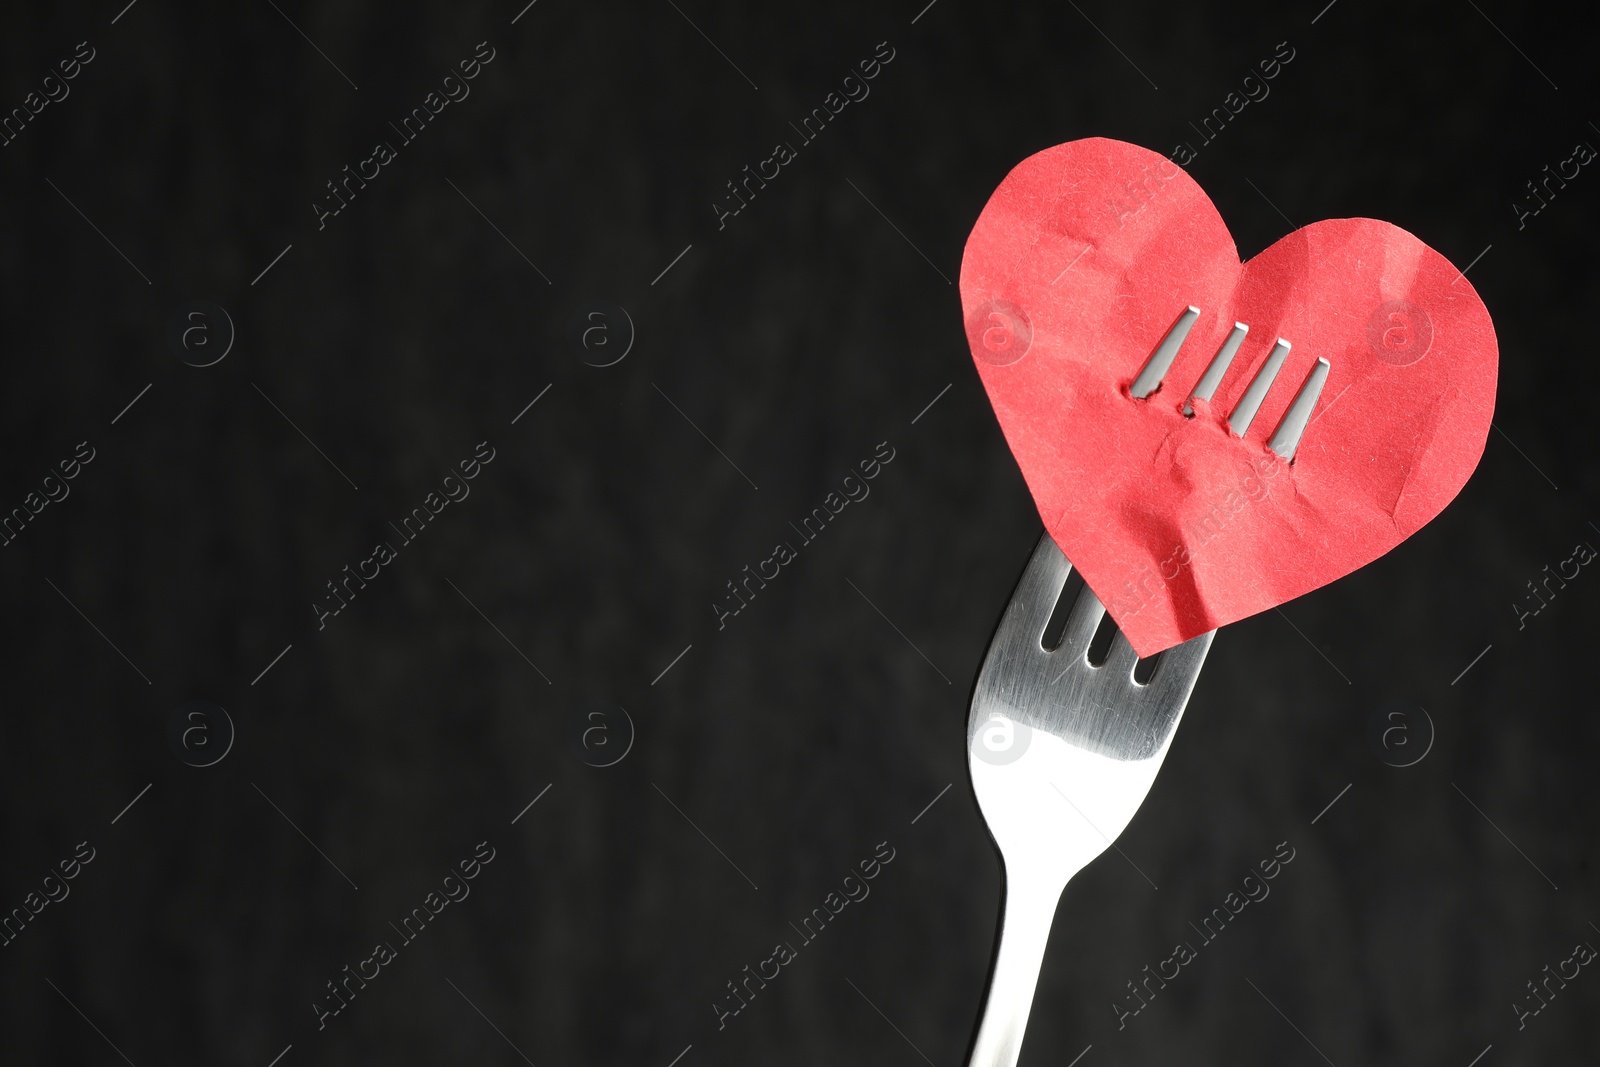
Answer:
962;301;1330;1065
963;537;1213;1067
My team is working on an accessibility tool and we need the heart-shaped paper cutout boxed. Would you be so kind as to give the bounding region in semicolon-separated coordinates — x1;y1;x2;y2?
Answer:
961;138;1497;656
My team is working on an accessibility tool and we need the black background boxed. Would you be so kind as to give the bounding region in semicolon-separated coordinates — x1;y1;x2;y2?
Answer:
2;0;1596;1064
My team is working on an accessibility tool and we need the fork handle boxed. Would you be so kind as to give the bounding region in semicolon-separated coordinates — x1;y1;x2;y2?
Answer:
965;866;1070;1067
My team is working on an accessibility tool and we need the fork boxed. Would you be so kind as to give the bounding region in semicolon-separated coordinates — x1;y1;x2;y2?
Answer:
961;301;1329;1066
963;537;1213;1066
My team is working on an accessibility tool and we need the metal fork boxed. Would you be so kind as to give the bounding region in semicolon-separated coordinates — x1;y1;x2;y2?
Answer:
961;298;1333;1065
962;535;1213;1067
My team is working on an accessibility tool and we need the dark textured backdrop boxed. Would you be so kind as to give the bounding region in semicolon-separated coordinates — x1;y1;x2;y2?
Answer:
2;0;1596;1064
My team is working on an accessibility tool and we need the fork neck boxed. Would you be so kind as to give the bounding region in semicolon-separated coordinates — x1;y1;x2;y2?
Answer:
964;864;1071;1067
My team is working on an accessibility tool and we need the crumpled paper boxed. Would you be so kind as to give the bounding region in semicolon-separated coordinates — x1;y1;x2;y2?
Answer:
960;137;1498;656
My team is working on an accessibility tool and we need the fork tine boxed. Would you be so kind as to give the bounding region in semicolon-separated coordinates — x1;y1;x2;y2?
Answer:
1003;532;1075;648
1266;357;1330;461
1145;628;1216;687
1102;628;1140;679
1227;338;1291;436
1130;306;1200;399
1056;584;1107;659
1184;322;1249;415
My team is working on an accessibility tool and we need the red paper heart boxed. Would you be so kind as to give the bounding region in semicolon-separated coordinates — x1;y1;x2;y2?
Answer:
960;138;1497;656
